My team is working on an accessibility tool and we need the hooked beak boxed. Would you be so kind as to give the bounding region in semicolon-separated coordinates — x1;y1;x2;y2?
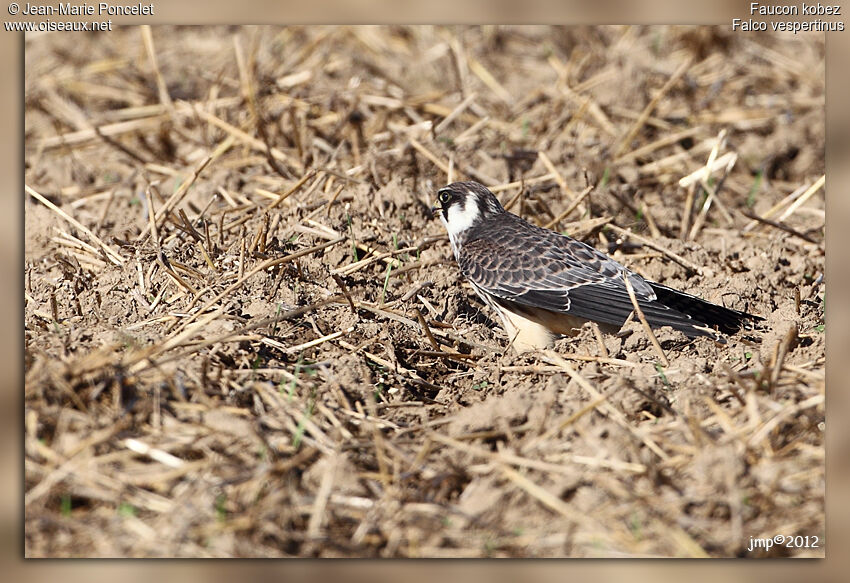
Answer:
431;200;443;219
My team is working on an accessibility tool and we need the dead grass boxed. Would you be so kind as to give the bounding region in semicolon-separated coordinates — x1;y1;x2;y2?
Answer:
24;25;824;557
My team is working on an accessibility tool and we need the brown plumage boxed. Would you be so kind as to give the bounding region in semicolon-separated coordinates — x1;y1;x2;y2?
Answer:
433;180;762;352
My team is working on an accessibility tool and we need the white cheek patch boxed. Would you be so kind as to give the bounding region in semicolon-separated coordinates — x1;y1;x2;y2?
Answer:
443;198;480;255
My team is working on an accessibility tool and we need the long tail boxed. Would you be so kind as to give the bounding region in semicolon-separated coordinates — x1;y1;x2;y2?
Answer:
647;282;762;338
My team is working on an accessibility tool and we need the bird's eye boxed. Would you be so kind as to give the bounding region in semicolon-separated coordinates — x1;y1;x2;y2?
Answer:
439;191;451;204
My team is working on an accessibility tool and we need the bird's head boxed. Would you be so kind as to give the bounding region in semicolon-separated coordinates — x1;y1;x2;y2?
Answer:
432;181;505;246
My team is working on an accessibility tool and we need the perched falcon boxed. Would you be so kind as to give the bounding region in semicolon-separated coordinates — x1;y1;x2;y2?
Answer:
432;181;761;352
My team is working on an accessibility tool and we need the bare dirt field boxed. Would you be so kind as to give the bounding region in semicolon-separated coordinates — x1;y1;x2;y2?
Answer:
24;26;824;557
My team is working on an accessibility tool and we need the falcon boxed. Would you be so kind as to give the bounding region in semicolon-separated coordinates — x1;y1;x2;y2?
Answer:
432;180;761;352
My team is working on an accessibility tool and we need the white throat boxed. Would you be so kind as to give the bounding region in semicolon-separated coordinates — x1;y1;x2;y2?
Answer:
441;198;480;257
